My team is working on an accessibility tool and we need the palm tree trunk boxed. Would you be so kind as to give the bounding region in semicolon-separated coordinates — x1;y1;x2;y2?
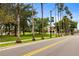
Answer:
41;3;44;39
16;3;22;43
32;3;35;41
8;23;10;36
59;11;62;36
58;11;60;36
22;26;25;36
5;24;7;35
1;24;3;36
14;24;17;36
55;4;57;37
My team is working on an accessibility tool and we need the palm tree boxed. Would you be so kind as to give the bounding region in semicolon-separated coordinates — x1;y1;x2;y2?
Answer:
64;6;72;18
59;3;64;19
16;3;22;43
54;4;58;36
55;3;65;36
41;3;44;39
64;6;73;35
32;3;35;41
55;3;60;36
59;3;64;36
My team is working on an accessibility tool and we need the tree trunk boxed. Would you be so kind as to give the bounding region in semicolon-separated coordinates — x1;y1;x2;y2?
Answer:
60;11;62;36
5;25;7;35
0;24;3;36
14;25;17;36
41;3;44;39
22;26;25;36
58;11;60;36
16;3;22;43
39;28;41;34
71;29;74;35
55;5;58;37
8;23;10;36
32;3;35;41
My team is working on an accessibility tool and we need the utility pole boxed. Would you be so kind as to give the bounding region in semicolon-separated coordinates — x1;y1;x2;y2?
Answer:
32;3;35;41
50;10;52;38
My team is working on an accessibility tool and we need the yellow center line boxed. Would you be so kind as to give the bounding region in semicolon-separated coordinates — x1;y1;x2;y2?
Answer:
23;39;68;56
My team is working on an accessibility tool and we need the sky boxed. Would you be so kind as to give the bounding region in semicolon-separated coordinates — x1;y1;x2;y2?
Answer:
33;3;79;29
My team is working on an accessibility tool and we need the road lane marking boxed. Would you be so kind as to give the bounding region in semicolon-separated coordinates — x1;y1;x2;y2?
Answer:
23;39;68;56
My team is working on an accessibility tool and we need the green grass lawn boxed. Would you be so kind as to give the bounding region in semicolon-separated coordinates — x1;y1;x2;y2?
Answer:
0;33;57;42
0;33;58;47
0;43;16;47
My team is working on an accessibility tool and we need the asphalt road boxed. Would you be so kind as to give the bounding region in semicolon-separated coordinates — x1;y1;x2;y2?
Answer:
0;34;79;56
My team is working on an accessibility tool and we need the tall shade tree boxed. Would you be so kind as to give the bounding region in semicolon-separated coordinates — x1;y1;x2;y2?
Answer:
0;3;37;37
55;16;77;35
19;3;36;38
20;4;35;35
34;17;49;34
0;3;15;36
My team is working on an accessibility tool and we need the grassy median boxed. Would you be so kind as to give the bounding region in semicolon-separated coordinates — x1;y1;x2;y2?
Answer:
0;33;57;47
